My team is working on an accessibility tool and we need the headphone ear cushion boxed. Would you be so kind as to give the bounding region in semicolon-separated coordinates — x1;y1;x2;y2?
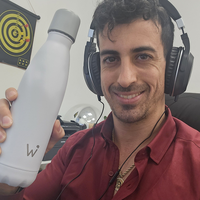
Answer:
83;53;96;95
88;52;103;96
165;47;181;95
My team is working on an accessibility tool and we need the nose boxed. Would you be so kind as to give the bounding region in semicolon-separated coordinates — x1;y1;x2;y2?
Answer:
117;57;137;88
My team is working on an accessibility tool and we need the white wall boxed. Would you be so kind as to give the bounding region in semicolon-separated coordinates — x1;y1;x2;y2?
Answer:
0;0;199;122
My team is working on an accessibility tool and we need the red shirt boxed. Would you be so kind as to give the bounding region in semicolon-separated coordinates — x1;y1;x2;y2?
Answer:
1;107;200;199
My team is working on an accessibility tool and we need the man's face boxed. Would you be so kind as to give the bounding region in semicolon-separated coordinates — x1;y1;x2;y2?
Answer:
99;19;166;123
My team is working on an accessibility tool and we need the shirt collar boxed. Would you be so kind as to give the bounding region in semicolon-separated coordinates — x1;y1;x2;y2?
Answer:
147;107;177;164
100;112;114;143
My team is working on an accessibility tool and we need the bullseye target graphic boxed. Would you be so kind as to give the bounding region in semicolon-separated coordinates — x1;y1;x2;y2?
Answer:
0;10;33;57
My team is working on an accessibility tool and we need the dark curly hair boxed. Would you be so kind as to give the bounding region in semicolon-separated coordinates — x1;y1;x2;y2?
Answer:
93;0;174;62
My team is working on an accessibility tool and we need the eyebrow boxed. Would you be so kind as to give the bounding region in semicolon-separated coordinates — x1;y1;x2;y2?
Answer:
100;46;156;57
100;50;119;57
132;46;156;53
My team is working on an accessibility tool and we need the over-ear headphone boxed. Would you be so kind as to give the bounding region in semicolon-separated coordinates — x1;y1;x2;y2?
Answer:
83;0;194;97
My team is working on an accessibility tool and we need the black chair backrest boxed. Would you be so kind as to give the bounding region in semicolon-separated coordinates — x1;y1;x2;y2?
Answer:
165;93;200;132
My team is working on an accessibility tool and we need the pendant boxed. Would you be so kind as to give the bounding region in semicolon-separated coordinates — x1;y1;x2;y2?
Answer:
115;177;124;192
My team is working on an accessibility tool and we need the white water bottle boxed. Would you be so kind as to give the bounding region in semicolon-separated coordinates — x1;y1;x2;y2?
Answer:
0;9;80;187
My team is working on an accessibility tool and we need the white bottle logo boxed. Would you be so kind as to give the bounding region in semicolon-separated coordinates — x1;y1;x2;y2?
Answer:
27;144;40;157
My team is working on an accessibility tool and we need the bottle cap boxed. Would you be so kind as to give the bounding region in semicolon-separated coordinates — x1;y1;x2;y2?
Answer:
48;9;80;43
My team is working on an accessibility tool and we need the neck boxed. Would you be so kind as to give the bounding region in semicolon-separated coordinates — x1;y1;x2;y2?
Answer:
112;106;167;152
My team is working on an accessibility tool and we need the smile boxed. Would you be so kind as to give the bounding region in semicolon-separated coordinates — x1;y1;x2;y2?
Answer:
119;92;142;99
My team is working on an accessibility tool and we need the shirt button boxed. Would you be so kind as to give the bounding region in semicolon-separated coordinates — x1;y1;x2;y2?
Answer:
108;171;114;176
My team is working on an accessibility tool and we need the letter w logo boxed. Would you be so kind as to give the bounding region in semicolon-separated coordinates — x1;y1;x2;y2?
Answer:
27;144;40;157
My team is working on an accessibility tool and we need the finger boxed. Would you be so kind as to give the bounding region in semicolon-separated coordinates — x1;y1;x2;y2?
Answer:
45;120;65;154
0;128;6;143
0;128;6;155
5;87;18;103
0;99;13;129
52;120;65;139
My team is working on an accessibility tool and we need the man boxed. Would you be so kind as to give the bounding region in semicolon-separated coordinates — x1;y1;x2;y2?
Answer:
0;0;200;199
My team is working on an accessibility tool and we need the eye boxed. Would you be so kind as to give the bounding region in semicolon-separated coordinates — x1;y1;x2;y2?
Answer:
103;56;119;64
137;54;152;60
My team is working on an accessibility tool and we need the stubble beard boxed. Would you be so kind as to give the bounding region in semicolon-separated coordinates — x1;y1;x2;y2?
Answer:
111;103;148;124
109;86;164;124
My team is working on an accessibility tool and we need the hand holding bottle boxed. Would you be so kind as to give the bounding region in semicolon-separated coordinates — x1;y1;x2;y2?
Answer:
0;87;65;195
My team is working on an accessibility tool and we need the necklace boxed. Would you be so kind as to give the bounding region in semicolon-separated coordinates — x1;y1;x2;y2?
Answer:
115;163;135;192
112;130;135;193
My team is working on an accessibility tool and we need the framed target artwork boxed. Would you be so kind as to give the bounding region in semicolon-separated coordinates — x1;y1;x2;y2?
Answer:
0;0;40;69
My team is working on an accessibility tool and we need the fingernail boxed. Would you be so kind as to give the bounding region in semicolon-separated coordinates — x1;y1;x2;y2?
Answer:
2;116;12;126
7;91;16;99
0;130;6;142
